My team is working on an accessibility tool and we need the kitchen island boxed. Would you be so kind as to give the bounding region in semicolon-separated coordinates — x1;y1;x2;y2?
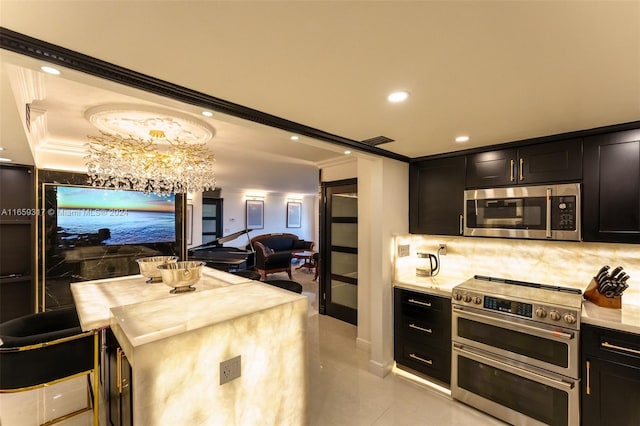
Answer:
71;267;308;425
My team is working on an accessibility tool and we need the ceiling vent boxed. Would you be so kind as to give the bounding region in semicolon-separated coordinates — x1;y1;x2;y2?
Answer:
361;136;394;146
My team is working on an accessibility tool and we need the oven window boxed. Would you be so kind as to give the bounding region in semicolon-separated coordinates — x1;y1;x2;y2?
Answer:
458;356;568;426
458;317;568;368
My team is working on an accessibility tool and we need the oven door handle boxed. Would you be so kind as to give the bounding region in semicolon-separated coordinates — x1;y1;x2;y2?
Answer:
453;343;575;390
453;305;575;341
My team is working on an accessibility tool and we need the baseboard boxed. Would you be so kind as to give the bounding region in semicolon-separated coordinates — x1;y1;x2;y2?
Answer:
355;337;370;352
368;358;394;378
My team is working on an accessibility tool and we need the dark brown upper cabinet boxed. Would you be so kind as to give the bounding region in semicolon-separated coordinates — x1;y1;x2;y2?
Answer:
409;156;466;235
466;139;582;188
583;129;640;243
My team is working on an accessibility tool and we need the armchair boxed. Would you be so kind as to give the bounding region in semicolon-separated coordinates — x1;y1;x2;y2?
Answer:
250;233;314;280
253;241;293;280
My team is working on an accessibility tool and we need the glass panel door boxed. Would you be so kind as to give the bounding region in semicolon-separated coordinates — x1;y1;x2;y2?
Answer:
320;179;357;325
202;198;222;244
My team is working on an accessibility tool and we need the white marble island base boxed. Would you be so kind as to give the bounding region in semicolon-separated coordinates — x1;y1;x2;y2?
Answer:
110;282;308;425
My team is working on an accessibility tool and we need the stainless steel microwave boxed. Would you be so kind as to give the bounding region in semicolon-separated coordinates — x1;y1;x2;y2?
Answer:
464;183;581;241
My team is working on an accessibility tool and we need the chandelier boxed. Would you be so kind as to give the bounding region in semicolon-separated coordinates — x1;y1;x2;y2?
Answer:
84;104;216;196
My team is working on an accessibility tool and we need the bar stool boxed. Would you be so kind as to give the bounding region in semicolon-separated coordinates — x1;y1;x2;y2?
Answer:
263;279;303;294
0;307;98;425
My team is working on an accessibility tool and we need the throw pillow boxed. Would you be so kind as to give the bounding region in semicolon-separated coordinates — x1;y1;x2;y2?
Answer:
293;239;307;250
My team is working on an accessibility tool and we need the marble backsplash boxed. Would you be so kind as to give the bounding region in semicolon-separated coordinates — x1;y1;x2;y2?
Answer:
393;235;640;306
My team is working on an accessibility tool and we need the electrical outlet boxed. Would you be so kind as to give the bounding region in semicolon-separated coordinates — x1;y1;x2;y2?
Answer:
397;244;410;258
438;244;447;255
220;355;241;385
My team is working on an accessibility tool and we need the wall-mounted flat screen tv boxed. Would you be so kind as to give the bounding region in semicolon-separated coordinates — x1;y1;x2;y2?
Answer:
53;185;176;246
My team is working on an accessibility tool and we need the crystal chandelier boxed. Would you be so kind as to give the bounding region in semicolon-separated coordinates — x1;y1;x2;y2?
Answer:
84;104;216;196
86;131;216;196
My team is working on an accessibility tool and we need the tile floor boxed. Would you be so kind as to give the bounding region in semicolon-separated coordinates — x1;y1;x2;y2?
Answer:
0;267;503;425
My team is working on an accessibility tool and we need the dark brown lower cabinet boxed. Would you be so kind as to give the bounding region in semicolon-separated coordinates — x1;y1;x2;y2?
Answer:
394;287;451;385
581;324;640;426
105;330;133;426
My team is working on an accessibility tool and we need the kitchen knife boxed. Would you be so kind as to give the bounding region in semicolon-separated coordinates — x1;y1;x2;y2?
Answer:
613;283;626;297
615;272;628;283
608;266;624;280
596;266;610;283
599;279;612;294
614;275;630;297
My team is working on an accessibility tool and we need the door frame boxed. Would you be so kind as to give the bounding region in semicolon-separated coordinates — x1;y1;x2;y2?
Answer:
319;178;357;324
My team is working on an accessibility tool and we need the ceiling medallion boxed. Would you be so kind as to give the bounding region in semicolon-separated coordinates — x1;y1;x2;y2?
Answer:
84;104;216;196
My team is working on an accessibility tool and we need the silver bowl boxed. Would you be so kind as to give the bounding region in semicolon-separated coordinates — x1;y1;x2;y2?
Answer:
157;261;205;293
136;256;179;283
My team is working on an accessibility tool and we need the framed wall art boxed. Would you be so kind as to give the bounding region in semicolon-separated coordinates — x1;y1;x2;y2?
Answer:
246;199;264;229
287;201;302;228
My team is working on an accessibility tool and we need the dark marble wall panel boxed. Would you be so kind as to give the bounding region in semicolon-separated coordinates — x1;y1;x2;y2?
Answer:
37;169;185;310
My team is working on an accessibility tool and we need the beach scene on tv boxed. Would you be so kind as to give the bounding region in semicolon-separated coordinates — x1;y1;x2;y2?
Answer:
55;186;176;246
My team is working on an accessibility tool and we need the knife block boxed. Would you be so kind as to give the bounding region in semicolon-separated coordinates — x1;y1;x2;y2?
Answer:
584;278;622;309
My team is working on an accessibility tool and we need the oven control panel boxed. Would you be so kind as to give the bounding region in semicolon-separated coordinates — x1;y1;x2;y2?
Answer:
452;290;580;328
484;296;532;318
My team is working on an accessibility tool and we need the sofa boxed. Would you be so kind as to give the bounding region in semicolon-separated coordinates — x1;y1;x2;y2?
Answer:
250;233;314;280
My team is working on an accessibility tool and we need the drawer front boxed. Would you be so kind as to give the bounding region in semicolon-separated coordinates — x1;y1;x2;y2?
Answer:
398;315;450;343
396;337;451;384
582;324;640;365
399;289;447;313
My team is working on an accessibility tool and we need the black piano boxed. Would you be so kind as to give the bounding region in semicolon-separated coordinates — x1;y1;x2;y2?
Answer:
187;228;255;272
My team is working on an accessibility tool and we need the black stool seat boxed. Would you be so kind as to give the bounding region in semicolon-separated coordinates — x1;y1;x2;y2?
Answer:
0;307;94;391
263;279;303;294
231;270;261;281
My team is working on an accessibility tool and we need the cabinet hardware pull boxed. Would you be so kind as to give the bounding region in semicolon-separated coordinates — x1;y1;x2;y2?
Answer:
519;158;524;181
459;214;464;235
409;353;433;365
586;360;591;395
408;298;431;307
510;159;515;182
601;341;640;355
409;323;433;334
116;347;129;394
116;347;123;394
545;188;552;238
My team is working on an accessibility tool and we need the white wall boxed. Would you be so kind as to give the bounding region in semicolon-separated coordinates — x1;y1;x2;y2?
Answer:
320;157;357;182
187;189;317;250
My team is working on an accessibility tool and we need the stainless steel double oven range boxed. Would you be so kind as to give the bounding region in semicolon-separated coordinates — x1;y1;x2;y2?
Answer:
451;276;583;426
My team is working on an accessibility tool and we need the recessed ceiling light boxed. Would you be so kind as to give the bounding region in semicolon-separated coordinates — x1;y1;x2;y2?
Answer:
0;147;5;151
455;135;470;143
40;66;61;75
0;157;13;162
344;150;352;155
201;111;213;117
387;91;409;103
290;135;299;141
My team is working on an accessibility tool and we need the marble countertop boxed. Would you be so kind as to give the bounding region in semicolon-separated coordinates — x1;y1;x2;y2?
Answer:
70;267;254;331
581;301;640;334
394;275;640;335
110;281;306;365
393;272;466;297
